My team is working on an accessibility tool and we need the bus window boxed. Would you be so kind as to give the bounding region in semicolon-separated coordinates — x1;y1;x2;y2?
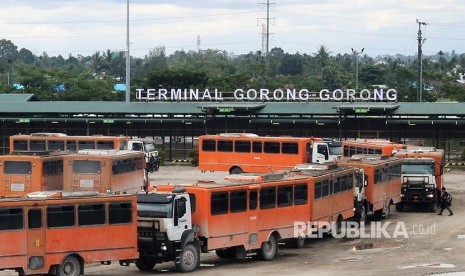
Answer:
188;194;196;213
49;140;65;151
109;202;132;224
97;141;114;150
66;141;77;152
282;142;298;154
260;187;276;209
317;144;329;159
294;184;308;204
321;180;330;197
333;177;341;193
252;141;262;153
28;209;42;229
78;204;105;226
30;140;46;151
277;186;293;207
202;140;216;152
73;160;101;174
314;182;322;199
13;140;28;151
217;140;233;152
264;142;280;154
78;141;95;150
230;190;247;213
211;192;228;215
235;141;251;153
0;207;23;231
4;161;32;174
249;191;258;210
47;205;75;228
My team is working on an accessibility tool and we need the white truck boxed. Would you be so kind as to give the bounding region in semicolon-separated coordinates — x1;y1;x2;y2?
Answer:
128;138;160;173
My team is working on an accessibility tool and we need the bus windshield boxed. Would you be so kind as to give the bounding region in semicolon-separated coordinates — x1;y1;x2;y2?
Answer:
137;202;173;218
401;164;435;175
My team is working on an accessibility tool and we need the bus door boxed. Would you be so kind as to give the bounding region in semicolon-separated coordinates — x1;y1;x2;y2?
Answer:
247;186;259;246
26;207;46;274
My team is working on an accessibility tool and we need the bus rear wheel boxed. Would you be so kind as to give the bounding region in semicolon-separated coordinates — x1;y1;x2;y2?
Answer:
230;167;243;174
57;255;82;276
258;235;277;261
135;257;156;271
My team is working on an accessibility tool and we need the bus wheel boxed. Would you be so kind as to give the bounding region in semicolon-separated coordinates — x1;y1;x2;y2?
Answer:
57;255;82;276
294;236;305;249
258;235;277;261
230;167;243;174
395;203;404;212
135;257;156;271
176;244;199;272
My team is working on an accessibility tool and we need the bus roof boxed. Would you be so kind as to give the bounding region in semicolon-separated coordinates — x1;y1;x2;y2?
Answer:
76;149;143;157
339;154;399;165
201;133;321;142
0;191;132;204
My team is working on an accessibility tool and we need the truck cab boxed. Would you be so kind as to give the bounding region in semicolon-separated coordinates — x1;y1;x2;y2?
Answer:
136;189;200;272
397;157;437;212
308;141;341;163
128;139;160;172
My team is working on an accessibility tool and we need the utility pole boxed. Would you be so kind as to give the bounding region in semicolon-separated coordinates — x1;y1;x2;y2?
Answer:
352;48;364;92
125;0;130;102
259;0;274;72
417;19;427;102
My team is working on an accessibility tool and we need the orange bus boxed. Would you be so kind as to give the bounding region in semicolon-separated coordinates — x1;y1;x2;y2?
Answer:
198;133;337;174
342;139;406;157
136;164;358;271
9;133;129;154
0;191;137;276
338;155;402;219
62;150;146;194
0;153;64;197
394;146;445;211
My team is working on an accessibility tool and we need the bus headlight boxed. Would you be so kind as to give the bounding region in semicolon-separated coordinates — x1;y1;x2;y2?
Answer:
400;194;405;197
161;245;167;251
427;193;434;198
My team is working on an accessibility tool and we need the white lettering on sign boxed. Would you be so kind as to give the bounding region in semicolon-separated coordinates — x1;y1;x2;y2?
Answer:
136;88;397;102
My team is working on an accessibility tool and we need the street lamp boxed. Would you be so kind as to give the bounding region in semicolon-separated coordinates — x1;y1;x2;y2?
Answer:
352;48;364;91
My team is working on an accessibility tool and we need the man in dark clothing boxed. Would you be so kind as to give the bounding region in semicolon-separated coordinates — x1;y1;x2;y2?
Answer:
438;187;453;216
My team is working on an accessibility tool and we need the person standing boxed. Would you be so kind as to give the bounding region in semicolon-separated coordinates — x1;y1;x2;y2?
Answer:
438;187;453;216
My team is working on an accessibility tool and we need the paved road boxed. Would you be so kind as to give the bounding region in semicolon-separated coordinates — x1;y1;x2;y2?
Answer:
2;166;464;276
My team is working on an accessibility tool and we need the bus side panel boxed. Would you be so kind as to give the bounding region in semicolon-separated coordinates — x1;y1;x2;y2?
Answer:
206;212;249;250
109;170;145;194
44;208;138;266
42;175;64;191
331;190;355;220
312;197;331;224
0;231;27;271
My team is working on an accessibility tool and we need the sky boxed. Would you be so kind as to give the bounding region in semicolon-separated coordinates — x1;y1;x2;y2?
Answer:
1;0;465;58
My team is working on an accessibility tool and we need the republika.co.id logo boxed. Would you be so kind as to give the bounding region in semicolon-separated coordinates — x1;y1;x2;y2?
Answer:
294;221;436;239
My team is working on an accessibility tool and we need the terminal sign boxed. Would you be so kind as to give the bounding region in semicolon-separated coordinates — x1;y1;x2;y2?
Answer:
136;88;397;102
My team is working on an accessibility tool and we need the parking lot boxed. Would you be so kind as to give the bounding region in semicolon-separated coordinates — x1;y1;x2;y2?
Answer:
3;165;464;276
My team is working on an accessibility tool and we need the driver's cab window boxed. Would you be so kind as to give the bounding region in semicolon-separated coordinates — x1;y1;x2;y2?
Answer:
317;144;329;159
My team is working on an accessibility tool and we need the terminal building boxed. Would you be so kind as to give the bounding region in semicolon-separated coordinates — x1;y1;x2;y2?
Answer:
1;92;464;161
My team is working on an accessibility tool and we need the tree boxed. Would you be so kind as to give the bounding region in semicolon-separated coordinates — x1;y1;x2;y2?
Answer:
279;53;304;76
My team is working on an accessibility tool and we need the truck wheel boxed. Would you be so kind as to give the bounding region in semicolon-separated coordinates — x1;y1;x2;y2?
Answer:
57;255;82;276
230;167;243;174
395;203;404;212
257;235;277;261
135;257;156;271
176;244;199;272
